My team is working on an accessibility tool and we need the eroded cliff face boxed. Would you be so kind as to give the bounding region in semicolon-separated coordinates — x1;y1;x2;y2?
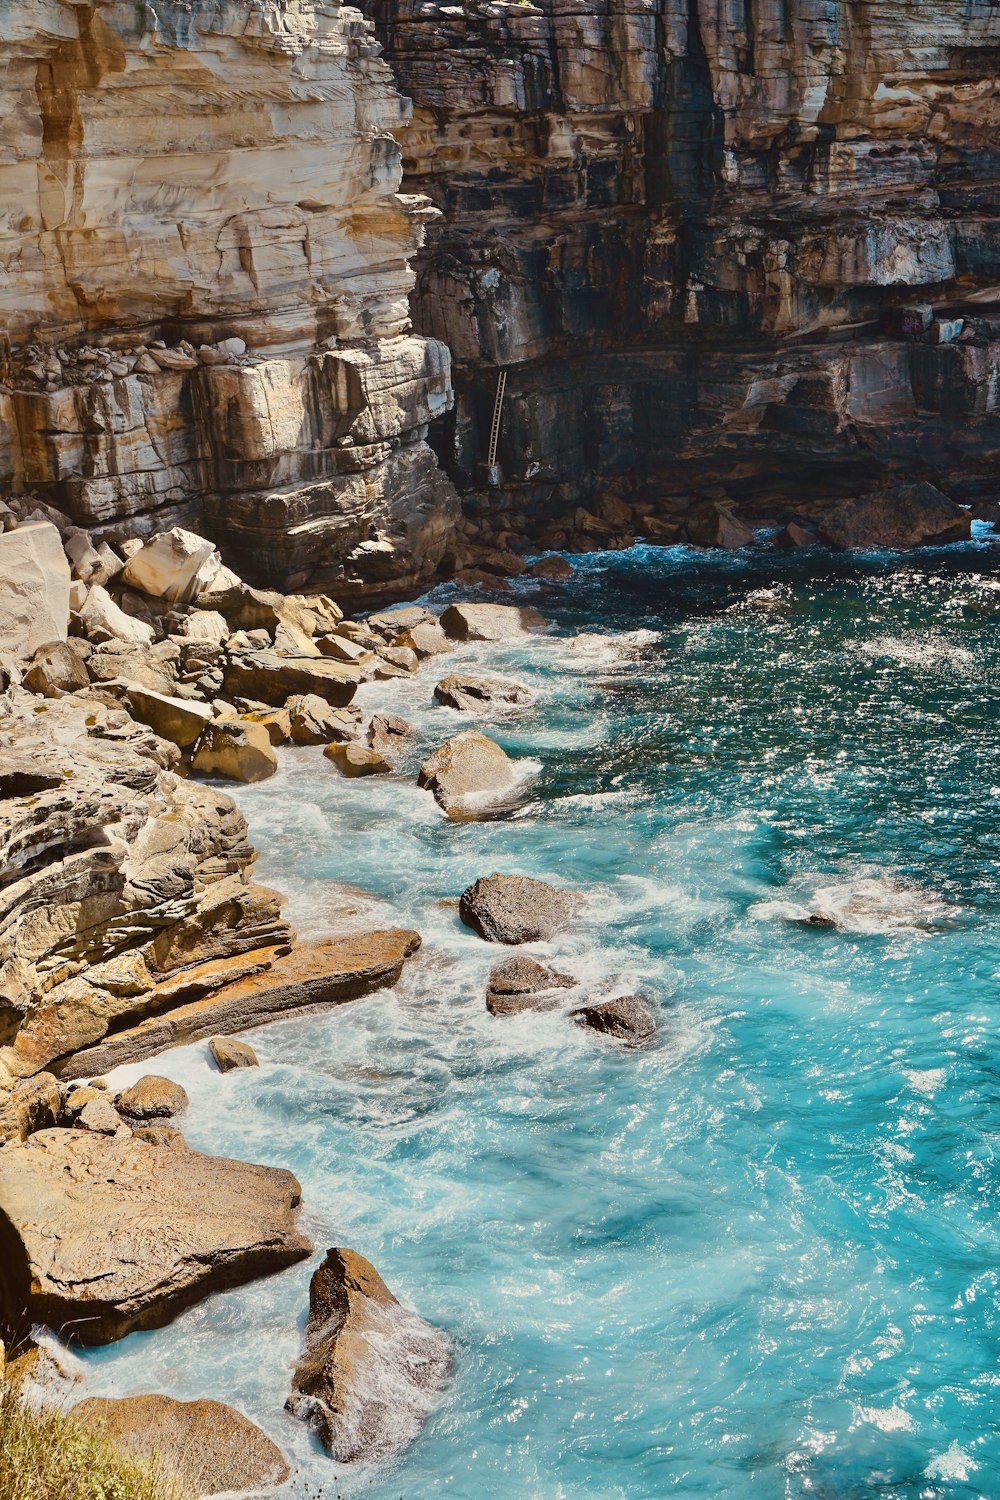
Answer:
363;0;1000;547
0;0;459;603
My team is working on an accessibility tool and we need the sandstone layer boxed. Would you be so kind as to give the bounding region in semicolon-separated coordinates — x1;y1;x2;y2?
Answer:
0;0;459;601
363;0;1000;549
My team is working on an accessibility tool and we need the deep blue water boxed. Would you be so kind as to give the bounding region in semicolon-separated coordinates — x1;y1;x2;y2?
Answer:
81;544;1000;1499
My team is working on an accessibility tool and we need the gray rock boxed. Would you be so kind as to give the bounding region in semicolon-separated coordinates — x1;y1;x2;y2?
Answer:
459;873;583;944
571;994;656;1047
486;956;577;1015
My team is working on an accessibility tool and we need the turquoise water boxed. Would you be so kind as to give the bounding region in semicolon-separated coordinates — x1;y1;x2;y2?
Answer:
81;545;1000;1499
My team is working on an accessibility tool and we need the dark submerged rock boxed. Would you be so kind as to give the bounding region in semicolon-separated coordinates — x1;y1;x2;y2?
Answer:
486;956;577;1015
571;995;657;1047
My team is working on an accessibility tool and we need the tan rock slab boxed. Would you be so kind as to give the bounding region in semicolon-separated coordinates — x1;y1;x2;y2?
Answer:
71;1394;291;1498
223;650;359;708
192;720;278;783
126;686;213;749
440;602;548;641
324;743;392;777
0;1129;311;1344
0;522;71;659
54;930;422;1077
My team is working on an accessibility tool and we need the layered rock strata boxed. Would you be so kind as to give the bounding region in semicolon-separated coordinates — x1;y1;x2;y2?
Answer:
0;0;459;601
363;0;1000;547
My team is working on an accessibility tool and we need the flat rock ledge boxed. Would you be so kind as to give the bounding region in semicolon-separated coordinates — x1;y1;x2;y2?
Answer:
287;1247;451;1464
55;929;422;1078
0;1129;311;1345
70;1395;290;1499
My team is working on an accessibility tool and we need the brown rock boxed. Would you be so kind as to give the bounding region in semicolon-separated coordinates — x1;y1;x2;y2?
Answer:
459;873;583;944
132;1124;187;1149
486;957;577;1015
222;651;359;709
286;1247;451;1463
192;720;278;783
434;674;534;713
0;1073;61;1144
777;520;817;549
126;686;213;749
116;1074;188;1121
686;502;755;550
817;482;971;550
23;642;90;699
0;1129;311;1344
324;742;392;777
288;693;361;746
526;555;574;580
571;994;656;1047
417;730;515;817
54;930;422;1077
70;1395;291;1499
210;1037;259;1072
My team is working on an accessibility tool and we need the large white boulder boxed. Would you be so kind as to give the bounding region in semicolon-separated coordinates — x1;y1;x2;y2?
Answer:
121;527;229;604
0;522;71;658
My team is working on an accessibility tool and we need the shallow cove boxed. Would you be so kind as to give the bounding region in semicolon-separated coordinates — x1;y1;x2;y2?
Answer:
82;544;1000;1499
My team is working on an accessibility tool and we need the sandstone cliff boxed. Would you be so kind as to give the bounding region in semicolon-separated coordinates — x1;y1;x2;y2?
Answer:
363;0;1000;548
0;0;459;602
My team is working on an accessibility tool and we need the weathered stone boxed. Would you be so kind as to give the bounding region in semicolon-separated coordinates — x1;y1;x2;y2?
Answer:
0;1074;61;1145
817;483;972;551
126;687;213;749
317;634;374;666
55;931;422;1077
121;530;227;604
417;731;516;817
686;503;755;550
241;707;293;745
116;1075;188;1121
0;523;70;659
192;721;278;783
78;585;155;648
0;1129;311;1344
288;694;361;746
70;1395;291;1499
132;1124;187;1150
178;610;230;645
324;743;392;777
486;957;577;1016
286;1247;451;1463
210;1037;259;1073
434;674;534;713
223;651;359;709
22;641;90;699
440;603;548;641
459;873;582;944
571;995;656;1047
366;712;412;759
526;555;574;580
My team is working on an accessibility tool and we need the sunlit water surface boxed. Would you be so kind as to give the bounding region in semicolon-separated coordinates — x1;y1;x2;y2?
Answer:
80;544;1000;1500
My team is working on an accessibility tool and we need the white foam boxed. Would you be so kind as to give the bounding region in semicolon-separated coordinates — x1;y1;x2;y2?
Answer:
924;1440;976;1482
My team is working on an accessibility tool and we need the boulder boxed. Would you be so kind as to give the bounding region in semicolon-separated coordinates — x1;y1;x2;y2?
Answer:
777;520;817;549
365;606;436;640
0;1074;61;1144
132;1124;187;1149
0;1129;311;1343
818;482;971;550
115;1075;188;1120
241;707;292;745
366;712;412;760
22;641;90;698
571;995;656;1047
177;609;230;645
120;528;223;604
73;1093;124;1135
126;686;213;749
210;1037;259;1072
686;501;754;549
440;602;547;641
486;957;577;1015
274;618;320;656
70;1395;290;1499
78;584;155;647
324;743;392;777
417;731;516;817
372;644;419;677
400;621;451;657
459;873;583;944
56;930;422;1077
0;522;71;658
526;554;574;580
223;650;359;709
434;674;534;713
288;693;361;746
286;1247;451;1464
317;633;374;666
192;720;278;783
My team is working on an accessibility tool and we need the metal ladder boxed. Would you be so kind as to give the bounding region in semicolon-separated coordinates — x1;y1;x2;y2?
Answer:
487;368;506;469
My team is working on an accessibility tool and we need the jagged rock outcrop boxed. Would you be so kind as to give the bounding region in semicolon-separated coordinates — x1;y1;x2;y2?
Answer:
0;1;459;602
362;0;1000;548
